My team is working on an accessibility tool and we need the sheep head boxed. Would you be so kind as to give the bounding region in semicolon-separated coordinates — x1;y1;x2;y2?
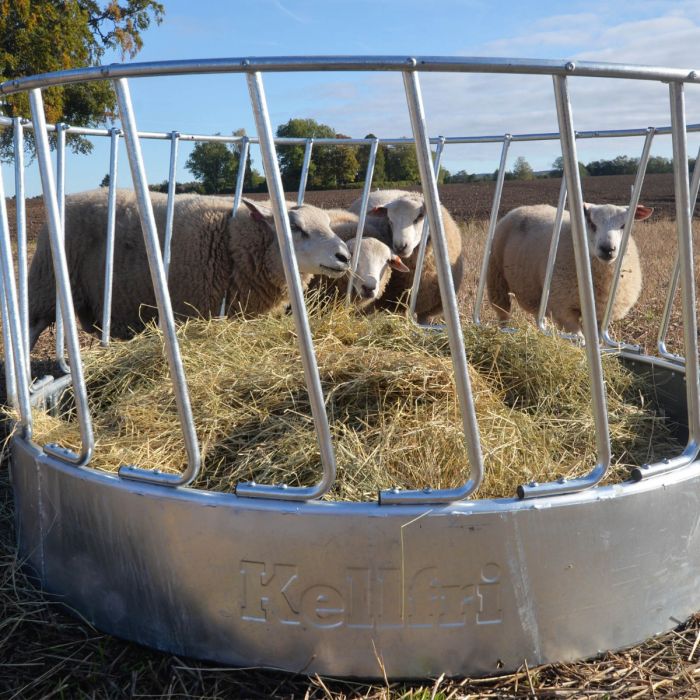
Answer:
242;200;351;278
347;237;410;302
370;194;425;258
583;203;653;263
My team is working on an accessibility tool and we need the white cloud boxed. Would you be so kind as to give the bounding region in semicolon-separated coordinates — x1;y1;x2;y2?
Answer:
300;7;700;173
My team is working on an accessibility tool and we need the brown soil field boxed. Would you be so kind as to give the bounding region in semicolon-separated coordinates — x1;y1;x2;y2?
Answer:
2;175;700;698
9;172;682;244
283;172;684;220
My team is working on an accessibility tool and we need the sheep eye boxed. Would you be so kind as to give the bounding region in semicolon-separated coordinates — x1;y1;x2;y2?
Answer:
291;223;309;238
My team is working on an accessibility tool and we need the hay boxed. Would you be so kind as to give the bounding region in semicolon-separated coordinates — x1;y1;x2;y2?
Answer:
25;306;682;500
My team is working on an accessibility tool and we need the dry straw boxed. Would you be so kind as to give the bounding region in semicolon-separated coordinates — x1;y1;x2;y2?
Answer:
26;305;681;500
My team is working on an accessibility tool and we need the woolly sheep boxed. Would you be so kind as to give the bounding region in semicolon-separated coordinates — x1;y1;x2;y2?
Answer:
348;189;425;257
348;191;466;323
310;237;409;308
28;189;351;346
486;202;653;334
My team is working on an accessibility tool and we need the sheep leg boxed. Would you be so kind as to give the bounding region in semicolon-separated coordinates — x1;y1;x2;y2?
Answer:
555;308;583;335
486;263;512;323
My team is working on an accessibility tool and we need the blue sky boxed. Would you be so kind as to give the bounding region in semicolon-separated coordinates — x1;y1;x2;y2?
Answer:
5;0;700;195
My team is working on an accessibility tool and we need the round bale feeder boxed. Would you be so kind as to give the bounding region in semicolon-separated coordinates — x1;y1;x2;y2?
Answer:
2;56;700;679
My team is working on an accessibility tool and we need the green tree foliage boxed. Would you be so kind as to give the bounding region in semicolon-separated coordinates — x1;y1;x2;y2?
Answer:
185;139;237;194
356;133;387;183
310;133;359;189
646;155;674;174
444;169;474;183
511;156;535;181
0;0;164;159
585;154;638;176
184;131;265;194
384;143;419;182
550;156;589;178
276;118;336;190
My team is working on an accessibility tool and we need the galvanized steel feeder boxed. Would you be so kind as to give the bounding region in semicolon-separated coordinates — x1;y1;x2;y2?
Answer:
2;57;700;678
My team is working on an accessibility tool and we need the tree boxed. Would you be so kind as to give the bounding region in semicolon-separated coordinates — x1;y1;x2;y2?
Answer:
511;156;535;181
185;138;238;194
100;173;110;187
310;134;359;189
585;155;638;176
550;156;589;178
276;118;336;190
356;133;387;184
0;0;164;159
384;143;419;183
444;169;473;184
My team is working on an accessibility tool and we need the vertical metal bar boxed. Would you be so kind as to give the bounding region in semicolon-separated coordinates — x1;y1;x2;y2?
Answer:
600;127;655;350
297;138;314;206
473;135;512;325
235;71;337;501
232;135;250;215
633;82;700;480
111;78;200;487
345;138;379;305
54;122;69;374
537;176;568;332
163;130;180;276
13;117;30;369
519;75;611;499
1;274;18;408
29;90;92;462
221;136;251;316
656;142;700;363
0;170;30;429
407;136;445;318
380;68;484;505
100;128;120;346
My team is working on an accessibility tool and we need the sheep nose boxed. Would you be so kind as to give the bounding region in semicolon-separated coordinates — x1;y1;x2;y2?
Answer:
599;243;616;260
360;283;376;298
335;251;350;266
395;243;409;257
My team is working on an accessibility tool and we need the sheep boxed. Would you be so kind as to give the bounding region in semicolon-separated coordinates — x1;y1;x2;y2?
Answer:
348;191;466;323
306;209;408;308
348;189;425;258
28;189;351;347
486;202;653;334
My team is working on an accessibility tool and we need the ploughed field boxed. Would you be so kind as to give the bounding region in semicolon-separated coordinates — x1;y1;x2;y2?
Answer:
10;172;686;243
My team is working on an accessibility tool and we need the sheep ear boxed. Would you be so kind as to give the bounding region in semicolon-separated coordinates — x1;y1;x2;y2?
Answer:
389;255;410;273
242;199;273;223
371;206;388;218
634;205;654;221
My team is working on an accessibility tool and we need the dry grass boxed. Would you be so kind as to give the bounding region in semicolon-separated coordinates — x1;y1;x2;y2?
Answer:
2;214;700;698
22;304;682;500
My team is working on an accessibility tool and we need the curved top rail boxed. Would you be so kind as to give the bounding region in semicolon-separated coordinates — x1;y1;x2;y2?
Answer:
1;55;700;96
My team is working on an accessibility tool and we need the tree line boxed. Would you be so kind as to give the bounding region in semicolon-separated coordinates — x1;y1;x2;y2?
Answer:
171;119;694;195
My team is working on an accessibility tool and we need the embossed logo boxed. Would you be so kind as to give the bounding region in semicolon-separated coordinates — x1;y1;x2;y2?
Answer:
239;561;502;629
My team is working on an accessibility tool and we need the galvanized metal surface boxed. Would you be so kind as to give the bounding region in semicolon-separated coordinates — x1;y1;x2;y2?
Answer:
112;78;200;487
10;355;700;678
4;55;700;679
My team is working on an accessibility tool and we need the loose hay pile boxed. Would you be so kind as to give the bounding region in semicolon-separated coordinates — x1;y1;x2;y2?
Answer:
27;308;682;500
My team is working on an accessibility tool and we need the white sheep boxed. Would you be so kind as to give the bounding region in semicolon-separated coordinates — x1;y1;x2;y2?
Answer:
348;189;425;257
487;202;653;334
307;209;408;308
348;191;465;323
28;189;351;346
